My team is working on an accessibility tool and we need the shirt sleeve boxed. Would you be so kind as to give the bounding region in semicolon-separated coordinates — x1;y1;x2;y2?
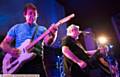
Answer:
7;25;17;38
37;26;47;35
61;36;71;47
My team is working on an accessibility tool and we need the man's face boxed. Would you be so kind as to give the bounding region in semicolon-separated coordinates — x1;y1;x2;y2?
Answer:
24;8;38;24
71;27;80;38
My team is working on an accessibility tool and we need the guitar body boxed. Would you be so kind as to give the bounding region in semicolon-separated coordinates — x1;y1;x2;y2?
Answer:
2;39;36;74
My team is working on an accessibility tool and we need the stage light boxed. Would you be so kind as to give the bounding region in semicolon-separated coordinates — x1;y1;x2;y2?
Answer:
97;36;108;44
97;36;110;52
109;44;113;49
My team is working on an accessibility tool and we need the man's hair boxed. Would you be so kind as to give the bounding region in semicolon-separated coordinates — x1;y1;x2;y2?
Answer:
24;3;37;15
67;24;79;35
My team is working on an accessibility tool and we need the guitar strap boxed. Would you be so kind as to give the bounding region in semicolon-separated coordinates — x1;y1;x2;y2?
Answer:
31;24;38;42
75;41;88;54
30;24;43;56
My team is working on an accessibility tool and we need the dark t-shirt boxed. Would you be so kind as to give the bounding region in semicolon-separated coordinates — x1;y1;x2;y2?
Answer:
61;36;104;65
61;36;90;77
62;36;111;77
62;36;89;62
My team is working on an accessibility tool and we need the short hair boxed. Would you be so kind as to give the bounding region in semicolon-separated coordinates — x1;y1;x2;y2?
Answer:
67;24;79;35
24;3;37;15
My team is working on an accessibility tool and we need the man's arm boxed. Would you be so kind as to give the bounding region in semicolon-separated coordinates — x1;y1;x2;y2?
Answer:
99;57;109;67
62;46;87;69
87;44;108;57
43;23;58;46
86;50;98;56
0;35;19;57
87;48;109;67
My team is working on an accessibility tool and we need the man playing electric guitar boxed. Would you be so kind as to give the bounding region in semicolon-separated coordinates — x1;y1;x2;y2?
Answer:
0;3;74;77
0;3;57;76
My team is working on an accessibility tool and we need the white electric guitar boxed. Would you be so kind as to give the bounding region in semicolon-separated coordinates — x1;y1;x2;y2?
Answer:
2;13;75;74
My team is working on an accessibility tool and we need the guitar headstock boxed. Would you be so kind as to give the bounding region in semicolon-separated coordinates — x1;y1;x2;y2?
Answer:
55;13;75;27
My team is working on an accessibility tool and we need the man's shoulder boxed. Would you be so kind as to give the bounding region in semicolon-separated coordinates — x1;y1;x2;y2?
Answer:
38;25;46;29
62;36;72;42
63;36;71;40
13;23;25;27
9;23;28;31
37;25;47;31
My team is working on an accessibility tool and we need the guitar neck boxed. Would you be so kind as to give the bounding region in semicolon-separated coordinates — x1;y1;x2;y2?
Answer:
26;28;51;51
26;13;75;51
26;22;61;50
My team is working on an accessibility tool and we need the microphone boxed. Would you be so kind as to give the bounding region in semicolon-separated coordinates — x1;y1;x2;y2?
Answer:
79;31;91;34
